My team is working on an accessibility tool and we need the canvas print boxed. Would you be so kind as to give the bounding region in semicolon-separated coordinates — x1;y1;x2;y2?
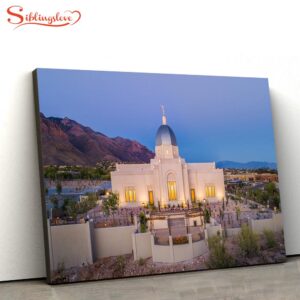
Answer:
33;69;286;284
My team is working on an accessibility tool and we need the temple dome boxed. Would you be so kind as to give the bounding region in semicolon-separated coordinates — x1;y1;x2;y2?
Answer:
155;124;177;146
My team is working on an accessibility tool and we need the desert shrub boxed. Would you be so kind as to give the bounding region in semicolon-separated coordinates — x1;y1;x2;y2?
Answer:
139;212;148;233
173;236;189;245
207;235;234;268
113;256;126;276
138;258;146;266
263;229;277;248
238;224;259;257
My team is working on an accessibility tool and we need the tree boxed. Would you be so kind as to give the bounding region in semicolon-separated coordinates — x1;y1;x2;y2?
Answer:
204;207;211;224
86;193;98;209
56;181;62;195
220;209;224;221
62;198;73;212
261;191;269;204
66;201;78;219
235;206;241;221
50;196;59;209
65;195;98;220
139;212;148;233
273;194;280;210
102;193;119;216
265;182;277;195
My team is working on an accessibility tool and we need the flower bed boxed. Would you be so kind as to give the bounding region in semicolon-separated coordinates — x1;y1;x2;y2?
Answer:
172;236;189;245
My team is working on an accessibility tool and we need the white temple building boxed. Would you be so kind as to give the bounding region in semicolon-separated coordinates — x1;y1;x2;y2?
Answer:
111;109;225;207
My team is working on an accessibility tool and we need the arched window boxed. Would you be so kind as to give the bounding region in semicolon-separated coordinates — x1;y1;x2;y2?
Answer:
167;173;177;201
148;190;154;205
205;185;216;198
190;188;196;202
125;186;136;202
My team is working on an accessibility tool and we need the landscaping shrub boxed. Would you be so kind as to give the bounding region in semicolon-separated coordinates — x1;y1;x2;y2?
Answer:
207;235;234;268
238;224;259;257
172;236;189;245
263;229;277;248
138;258;146;266
113;256;126;276
139;212;148;233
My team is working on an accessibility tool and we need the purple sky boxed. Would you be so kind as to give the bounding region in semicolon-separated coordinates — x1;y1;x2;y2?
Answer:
36;69;276;163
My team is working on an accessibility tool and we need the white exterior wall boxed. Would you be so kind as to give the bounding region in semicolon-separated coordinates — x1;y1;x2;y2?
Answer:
173;234;193;262
48;222;93;271
111;158;225;207
188;162;225;202
226;227;241;237
111;164;154;207
192;240;208;257
151;157;187;207
132;232;152;260
151;235;174;263
93;226;136;259
249;213;283;235
150;234;208;263
206;224;223;239
155;144;179;159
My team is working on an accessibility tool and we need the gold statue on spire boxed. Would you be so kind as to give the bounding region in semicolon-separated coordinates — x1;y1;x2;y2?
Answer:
161;105;167;125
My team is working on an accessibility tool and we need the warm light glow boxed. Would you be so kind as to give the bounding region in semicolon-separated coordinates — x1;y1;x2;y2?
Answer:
148;190;154;205
217;192;224;200
190;188;196;202
168;181;177;201
125;186;136;202
205;185;216;198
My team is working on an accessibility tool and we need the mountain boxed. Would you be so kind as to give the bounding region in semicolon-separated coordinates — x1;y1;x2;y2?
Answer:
216;161;277;170
39;113;154;165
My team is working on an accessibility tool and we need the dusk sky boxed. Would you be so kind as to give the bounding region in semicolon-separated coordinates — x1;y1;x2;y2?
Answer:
36;69;277;163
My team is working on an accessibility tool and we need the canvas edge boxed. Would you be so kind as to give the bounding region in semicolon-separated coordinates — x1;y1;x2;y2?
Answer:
32;69;52;284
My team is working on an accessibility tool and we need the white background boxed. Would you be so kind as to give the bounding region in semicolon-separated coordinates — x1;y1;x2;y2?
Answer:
1;0;300;281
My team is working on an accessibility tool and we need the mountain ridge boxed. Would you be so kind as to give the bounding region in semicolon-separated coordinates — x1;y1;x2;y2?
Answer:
216;160;277;169
40;113;154;166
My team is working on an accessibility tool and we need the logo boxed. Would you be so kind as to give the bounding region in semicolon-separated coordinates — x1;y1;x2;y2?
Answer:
7;5;81;29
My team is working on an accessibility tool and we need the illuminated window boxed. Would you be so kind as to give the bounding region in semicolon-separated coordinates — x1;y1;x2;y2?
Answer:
190;188;196;202
205;185;216;198
168;181;177;201
125;187;136;202
148;190;154;205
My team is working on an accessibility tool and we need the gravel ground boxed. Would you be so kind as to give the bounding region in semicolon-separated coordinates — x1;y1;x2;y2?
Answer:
51;253;210;284
50;232;285;284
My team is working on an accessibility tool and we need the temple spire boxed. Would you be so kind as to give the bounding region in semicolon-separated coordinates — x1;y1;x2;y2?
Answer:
161;105;167;125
